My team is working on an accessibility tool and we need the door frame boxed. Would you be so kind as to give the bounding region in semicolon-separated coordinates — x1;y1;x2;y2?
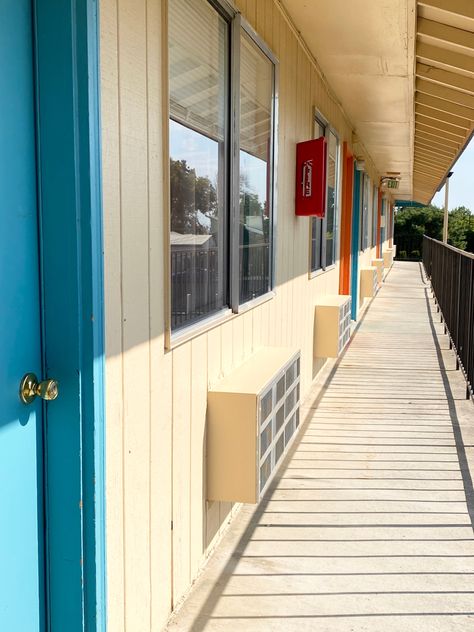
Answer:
34;1;106;630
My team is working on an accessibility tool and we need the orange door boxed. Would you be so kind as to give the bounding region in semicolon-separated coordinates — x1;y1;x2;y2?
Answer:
339;142;353;295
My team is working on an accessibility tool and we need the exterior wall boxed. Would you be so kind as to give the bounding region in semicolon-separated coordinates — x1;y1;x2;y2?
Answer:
100;0;392;630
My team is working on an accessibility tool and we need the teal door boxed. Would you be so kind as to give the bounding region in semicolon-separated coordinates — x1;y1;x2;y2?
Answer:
350;166;361;319
0;1;45;629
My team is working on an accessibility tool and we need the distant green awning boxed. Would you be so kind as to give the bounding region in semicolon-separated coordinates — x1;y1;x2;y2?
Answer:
394;200;425;208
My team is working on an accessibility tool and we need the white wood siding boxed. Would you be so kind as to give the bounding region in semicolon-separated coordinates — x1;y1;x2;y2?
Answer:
100;0;390;629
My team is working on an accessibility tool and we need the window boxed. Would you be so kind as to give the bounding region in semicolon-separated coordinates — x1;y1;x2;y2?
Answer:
326;131;338;267
168;0;276;333
310;117;339;273
360;173;370;252
372;185;378;247
380;198;386;245
239;31;274;304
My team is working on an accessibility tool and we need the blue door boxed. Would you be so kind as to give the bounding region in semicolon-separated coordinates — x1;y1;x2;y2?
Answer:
0;1;45;629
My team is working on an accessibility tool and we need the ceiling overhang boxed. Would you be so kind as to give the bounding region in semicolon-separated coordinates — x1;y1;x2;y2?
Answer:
414;0;474;204
280;0;473;205
280;0;415;199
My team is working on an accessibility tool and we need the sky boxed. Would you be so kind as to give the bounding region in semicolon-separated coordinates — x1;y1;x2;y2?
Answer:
170;118;267;204
431;138;474;212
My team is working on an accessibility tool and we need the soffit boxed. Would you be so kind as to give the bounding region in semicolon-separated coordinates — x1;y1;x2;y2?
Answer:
414;0;474;204
280;0;414;199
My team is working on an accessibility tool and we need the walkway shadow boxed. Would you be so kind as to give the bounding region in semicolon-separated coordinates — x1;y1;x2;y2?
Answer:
170;262;474;631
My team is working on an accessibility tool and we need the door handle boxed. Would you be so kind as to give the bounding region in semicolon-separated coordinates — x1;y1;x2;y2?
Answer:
19;373;59;404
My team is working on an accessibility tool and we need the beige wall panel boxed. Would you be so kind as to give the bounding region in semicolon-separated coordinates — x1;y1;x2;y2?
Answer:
171;343;192;604
232;314;245;367
205;327;226;548
101;0;386;628
101;0;125;628
116;0;153;629
190;335;208;577
146;1;173;628
242;311;254;359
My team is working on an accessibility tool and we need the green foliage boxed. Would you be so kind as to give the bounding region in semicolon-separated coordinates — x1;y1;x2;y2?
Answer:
448;206;474;252
394;204;474;258
169;158;217;234
394;205;443;259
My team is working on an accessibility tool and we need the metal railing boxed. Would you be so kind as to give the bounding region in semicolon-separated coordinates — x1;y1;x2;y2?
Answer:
423;235;474;400
394;236;423;261
171;243;270;330
239;242;270;305
171;246;221;330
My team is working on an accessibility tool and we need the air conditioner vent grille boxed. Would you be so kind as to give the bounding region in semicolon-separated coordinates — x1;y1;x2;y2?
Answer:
207;347;301;504
314;295;352;358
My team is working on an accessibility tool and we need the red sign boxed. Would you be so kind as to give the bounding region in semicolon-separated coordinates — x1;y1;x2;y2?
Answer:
295;137;327;217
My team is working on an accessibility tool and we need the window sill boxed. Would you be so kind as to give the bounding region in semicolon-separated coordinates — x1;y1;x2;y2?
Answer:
166;291;276;350
167;308;233;350
237;290;276;314
309;263;336;280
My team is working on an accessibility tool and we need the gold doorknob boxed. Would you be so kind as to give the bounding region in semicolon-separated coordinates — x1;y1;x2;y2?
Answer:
19;373;59;405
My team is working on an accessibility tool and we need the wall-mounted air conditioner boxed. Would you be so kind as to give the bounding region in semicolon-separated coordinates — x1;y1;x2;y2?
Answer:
371;258;384;284
207;347;301;504
383;249;393;269
360;267;378;299
314;295;351;358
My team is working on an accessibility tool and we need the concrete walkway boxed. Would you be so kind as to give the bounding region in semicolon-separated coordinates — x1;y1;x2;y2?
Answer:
166;262;474;632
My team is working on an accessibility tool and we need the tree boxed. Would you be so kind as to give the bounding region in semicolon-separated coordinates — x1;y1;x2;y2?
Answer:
394;205;443;259
448;206;474;252
394;204;474;258
169;158;218;235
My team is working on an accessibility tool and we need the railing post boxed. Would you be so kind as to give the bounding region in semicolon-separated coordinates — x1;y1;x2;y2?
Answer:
466;259;473;399
424;237;473;401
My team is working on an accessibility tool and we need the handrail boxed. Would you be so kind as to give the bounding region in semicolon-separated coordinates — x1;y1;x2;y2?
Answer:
425;237;474;260
423;235;474;401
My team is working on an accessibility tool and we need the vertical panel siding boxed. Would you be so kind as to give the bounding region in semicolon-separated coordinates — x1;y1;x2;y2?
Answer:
101;0;391;629
101;0;125;629
147;0;173;626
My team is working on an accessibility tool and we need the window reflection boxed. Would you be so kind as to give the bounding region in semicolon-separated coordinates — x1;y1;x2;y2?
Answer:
239;31;273;304
168;0;227;330
326;131;337;267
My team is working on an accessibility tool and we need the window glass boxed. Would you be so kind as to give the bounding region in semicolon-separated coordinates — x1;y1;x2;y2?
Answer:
360;173;369;251
326;131;337;267
372;185;378;247
239;31;274;304
311;218;322;272
311;120;339;272
168;2;277;334
311;119;326;272
169;0;228;330
380;198;386;245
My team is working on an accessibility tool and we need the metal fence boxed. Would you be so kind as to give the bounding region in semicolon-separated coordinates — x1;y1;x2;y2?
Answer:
394;235;423;261
423;235;474;400
239;243;270;305
171;243;270;330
